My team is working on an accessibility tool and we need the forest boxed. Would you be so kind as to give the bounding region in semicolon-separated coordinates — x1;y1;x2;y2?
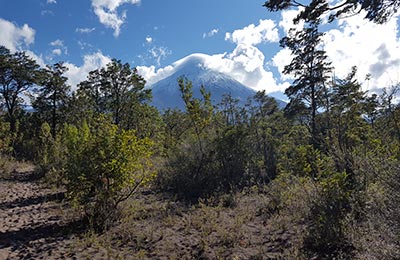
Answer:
1;1;400;259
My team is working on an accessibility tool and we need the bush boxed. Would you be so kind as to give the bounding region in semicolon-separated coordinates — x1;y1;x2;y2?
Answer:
304;170;353;258
156;126;254;202
62;116;155;229
156;140;218;201
0;117;12;156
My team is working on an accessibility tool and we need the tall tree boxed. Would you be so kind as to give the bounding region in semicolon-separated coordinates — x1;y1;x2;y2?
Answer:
77;59;151;127
0;46;41;132
281;21;331;147
33;62;70;137
328;67;371;182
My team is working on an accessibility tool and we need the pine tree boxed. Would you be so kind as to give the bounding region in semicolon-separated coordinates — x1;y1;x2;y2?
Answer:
280;21;331;147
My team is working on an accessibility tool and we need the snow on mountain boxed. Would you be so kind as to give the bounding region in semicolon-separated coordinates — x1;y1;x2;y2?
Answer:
149;54;258;111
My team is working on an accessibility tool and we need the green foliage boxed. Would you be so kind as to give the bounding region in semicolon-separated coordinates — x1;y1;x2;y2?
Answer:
281;21;332;147
77;59;151;127
62;116;155;229
213;126;252;188
350;150;400;259
33;62;70;137
246;91;284;181
0;116;12;155
277;125;312;176
158;79;253;200
1;38;400;259
38;122;53;167
377;84;400;144
328;68;371;152
36;122;67;186
161;108;191;151
304;170;353;258
156;78;216;200
0;46;42;133
178;77;213;156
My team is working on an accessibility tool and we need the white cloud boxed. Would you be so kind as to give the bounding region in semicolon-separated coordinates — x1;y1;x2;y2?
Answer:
271;9;400;93
0;18;35;52
47;0;57;3
25;50;45;67
203;28;219;38
49;39;67;56
50;39;63;47
139;9;400;96
271;48;293;81
137;64;175;86
0;19;45;67
52;48;62;55
64;51;111;89
225;19;279;45
150;46;171;66
77;41;94;50
139;19;284;94
322;13;400;91
270;8;304;82
91;0;141;37
218;19;282;92
76;27;96;34
41;10;54;16
139;45;171;67
206;45;283;92
145;36;153;43
139;47;285;93
279;8;304;34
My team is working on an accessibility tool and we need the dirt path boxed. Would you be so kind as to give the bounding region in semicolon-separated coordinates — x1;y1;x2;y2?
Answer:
0;166;82;260
0;164;305;259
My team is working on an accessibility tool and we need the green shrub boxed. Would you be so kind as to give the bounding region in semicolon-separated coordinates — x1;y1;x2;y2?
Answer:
0;118;12;156
157;127;253;202
62;116;155;229
304;170;353;258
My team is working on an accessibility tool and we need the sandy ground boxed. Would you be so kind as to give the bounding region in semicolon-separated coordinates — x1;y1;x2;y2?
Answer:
0;165;304;259
0;166;83;260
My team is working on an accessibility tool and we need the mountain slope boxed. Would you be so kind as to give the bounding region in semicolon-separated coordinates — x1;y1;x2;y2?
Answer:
150;54;257;111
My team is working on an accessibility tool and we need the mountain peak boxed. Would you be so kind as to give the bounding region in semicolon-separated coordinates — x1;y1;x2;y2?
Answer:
170;53;210;78
147;53;286;111
150;54;257;111
174;53;209;68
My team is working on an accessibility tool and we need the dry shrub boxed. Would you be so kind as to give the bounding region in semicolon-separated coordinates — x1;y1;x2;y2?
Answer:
258;173;317;257
348;154;400;259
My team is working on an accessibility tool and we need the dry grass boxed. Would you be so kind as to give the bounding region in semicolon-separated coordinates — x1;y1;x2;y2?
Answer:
4;161;397;259
0;156;34;179
70;182;311;259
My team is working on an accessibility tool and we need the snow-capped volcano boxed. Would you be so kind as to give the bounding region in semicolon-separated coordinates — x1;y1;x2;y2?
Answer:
149;54;257;110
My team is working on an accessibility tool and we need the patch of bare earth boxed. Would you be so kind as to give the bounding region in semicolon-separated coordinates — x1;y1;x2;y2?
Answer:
0;165;306;259
0;164;87;260
75;190;307;259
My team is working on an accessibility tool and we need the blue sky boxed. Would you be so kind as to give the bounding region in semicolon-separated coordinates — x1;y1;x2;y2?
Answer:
0;0;278;66
1;0;400;98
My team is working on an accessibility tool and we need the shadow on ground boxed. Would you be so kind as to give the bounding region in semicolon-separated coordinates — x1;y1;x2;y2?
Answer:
0;191;65;210
0;167;89;259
